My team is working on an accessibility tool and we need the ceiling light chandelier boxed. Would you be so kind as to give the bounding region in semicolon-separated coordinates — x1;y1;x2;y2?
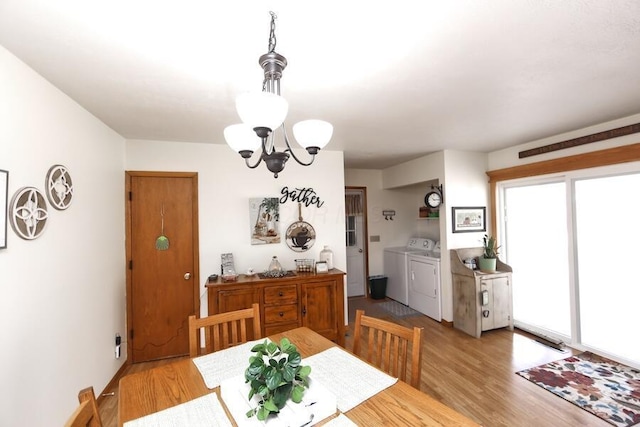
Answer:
224;12;333;178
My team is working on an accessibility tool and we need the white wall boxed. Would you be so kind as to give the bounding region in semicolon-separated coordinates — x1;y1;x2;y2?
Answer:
382;151;444;190
441;150;489;321
0;46;126;426
125;140;346;317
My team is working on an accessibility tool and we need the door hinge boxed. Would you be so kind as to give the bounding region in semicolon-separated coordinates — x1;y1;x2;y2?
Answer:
129;191;132;201
129;329;134;340
129;260;133;270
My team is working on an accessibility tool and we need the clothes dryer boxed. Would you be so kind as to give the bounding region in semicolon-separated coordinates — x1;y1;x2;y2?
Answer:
408;241;442;321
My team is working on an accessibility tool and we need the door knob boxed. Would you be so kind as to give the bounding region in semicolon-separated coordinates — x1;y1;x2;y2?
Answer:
184;272;191;280
358;248;363;253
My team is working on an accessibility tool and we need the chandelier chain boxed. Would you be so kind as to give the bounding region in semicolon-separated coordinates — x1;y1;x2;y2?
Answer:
268;11;277;53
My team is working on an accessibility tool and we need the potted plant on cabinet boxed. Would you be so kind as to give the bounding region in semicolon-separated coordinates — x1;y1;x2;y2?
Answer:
479;234;500;272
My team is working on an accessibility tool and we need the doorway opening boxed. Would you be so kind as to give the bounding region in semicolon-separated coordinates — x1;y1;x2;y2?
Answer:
345;187;369;297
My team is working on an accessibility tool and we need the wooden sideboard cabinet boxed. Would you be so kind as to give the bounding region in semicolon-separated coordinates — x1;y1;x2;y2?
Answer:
450;248;513;338
206;269;345;346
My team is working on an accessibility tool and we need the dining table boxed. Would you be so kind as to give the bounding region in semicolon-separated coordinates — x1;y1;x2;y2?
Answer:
118;326;480;426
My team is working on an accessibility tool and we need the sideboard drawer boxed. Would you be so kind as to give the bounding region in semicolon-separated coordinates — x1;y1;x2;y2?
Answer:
264;304;299;324
264;285;298;305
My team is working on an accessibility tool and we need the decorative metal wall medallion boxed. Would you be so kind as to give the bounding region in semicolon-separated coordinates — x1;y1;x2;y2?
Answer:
9;187;49;240
45;164;73;210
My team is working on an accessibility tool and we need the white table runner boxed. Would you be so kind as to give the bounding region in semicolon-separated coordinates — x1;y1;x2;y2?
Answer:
192;338;271;389
123;393;232;427
303;346;398;412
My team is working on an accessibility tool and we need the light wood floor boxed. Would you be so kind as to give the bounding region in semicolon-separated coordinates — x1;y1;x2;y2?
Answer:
98;297;609;426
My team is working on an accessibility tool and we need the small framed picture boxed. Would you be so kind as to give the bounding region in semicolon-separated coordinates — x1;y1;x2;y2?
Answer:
315;261;328;273
452;206;486;233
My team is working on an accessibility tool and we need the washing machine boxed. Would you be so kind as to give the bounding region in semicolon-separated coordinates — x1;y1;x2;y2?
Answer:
408;241;442;321
383;238;434;305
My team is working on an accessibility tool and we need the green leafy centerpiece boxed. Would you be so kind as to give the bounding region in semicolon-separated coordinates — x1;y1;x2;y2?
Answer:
244;338;312;421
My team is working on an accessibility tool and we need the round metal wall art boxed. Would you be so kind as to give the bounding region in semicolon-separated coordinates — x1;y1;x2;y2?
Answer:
45;164;73;210
9;186;49;240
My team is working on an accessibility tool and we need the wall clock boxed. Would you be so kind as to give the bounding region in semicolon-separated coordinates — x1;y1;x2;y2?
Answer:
424;184;444;209
425;191;441;208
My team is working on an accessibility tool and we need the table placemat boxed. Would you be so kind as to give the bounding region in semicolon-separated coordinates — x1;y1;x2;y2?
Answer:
123;393;232;427
304;346;398;412
192;338;271;389
323;414;358;426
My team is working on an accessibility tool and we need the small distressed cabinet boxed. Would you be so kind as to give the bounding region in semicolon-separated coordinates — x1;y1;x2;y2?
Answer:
450;248;513;338
206;269;345;346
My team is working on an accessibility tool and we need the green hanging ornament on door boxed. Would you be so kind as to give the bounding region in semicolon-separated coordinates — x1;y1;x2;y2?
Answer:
155;204;169;251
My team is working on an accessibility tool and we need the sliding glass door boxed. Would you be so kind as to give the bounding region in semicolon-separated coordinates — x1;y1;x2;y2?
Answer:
574;173;640;362
504;181;571;338
500;166;640;368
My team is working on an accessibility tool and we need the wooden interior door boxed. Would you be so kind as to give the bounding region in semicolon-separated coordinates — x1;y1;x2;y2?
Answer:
126;172;199;363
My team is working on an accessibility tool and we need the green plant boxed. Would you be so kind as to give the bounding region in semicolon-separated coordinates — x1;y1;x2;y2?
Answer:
244;338;311;421
482;234;500;259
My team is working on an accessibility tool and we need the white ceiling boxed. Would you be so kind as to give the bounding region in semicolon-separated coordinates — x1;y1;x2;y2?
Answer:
2;0;640;169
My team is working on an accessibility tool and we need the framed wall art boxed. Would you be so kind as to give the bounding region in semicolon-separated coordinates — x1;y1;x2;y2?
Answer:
249;197;281;245
452;206;486;233
45;164;74;210
0;169;7;249
9;186;49;240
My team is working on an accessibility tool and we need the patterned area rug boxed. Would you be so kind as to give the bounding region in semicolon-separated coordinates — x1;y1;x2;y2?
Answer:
378;300;421;318
517;352;640;426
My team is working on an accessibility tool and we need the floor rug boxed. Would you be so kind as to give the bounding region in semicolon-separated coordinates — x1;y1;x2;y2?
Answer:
517;352;640;426
378;300;421;318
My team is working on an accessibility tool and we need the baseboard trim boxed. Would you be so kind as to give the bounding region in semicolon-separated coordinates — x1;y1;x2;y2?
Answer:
441;319;454;328
97;359;130;405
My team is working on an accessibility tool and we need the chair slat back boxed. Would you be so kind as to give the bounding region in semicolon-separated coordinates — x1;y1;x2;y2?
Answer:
64;387;103;427
353;309;423;389
188;303;261;357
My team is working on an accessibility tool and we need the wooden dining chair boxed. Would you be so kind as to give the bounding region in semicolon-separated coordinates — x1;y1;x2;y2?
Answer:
64;386;103;427
352;309;424;389
188;303;262;357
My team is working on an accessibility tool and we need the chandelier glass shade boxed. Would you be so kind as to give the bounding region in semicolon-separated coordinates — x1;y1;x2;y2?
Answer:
223;12;332;178
235;92;288;131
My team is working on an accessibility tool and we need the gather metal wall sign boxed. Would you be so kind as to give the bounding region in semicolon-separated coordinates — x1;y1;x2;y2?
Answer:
279;186;324;208
519;122;640;159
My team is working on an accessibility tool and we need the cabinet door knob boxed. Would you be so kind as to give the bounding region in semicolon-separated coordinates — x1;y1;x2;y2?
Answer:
278;291;283;297
279;312;284;317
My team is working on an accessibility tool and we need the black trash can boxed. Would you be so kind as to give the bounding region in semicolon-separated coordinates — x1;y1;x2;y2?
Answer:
368;275;387;300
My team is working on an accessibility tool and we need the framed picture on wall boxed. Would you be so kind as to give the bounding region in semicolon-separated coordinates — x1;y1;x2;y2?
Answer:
249;197;281;245
452;206;486;233
0;169;8;249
